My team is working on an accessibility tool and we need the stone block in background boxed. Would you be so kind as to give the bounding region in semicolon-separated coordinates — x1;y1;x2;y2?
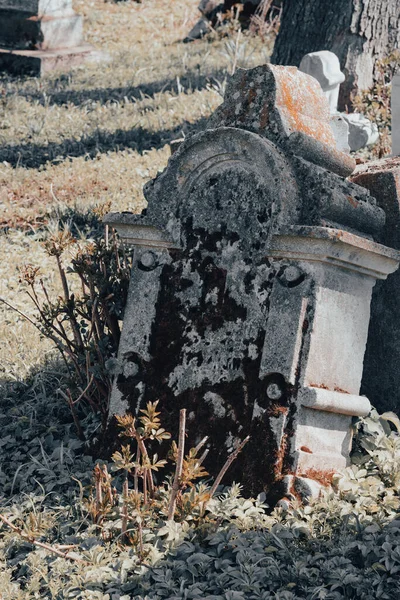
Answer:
392;74;400;156
0;12;83;50
351;157;400;414
104;64;400;501
0;0;96;76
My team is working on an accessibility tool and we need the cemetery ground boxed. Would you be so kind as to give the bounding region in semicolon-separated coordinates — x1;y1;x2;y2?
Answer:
0;1;400;599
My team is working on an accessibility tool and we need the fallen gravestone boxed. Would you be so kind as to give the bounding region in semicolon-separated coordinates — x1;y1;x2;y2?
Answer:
0;0;96;75
105;64;400;501
299;50;379;152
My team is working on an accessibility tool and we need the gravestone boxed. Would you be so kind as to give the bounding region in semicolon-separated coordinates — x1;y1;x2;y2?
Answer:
105;64;400;501
299;50;379;152
0;0;95;75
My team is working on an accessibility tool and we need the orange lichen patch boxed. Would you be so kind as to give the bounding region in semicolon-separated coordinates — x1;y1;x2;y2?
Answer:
301;468;335;487
274;433;288;478
300;446;313;453
269;404;289;416
271;65;336;148
309;383;329;390
334;386;350;394
346;195;358;208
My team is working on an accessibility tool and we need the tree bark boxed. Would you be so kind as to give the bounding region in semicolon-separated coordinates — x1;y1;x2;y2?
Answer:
271;0;400;110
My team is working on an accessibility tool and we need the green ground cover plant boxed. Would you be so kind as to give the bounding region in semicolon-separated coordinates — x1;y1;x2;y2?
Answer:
0;379;399;599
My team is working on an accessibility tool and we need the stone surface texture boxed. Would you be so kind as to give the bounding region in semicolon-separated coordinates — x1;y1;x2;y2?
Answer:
105;64;400;500
350;157;400;414
0;0;95;75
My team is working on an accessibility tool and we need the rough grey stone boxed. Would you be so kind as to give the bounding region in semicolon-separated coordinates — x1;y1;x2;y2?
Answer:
207;63;356;176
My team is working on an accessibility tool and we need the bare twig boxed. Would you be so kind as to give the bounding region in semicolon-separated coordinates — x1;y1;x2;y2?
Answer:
134;446;141;494
194;436;208;455
0;513;87;563
209;436;250;499
121;477;129;541
168;408;186;520
131;426;155;497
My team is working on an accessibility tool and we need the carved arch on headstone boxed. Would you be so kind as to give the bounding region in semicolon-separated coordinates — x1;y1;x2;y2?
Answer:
145;127;301;243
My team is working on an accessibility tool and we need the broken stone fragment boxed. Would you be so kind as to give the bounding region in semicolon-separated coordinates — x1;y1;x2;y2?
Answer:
299;50;379;152
342;113;379;152
184;17;210;42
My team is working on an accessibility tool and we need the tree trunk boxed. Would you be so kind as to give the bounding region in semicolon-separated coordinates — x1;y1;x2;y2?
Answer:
271;0;400;110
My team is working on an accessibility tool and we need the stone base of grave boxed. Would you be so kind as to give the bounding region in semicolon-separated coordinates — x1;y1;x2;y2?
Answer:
0;45;97;76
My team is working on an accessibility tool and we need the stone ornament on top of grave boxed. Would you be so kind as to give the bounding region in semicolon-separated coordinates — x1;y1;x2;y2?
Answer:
105;64;400;501
299;50;379;153
0;0;96;75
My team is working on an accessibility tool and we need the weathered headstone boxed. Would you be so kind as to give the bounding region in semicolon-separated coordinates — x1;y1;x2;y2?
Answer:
299;50;379;152
392;74;400;156
0;0;95;75
105;64;400;501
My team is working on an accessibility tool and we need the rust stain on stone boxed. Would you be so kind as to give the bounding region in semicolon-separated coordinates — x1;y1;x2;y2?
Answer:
300;468;335;487
346;195;358;208
259;102;269;130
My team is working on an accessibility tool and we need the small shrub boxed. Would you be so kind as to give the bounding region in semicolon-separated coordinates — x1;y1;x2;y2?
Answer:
2;205;132;445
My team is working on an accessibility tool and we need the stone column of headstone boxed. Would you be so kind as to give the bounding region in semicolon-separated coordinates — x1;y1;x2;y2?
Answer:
0;0;96;76
299;50;379;153
350;157;400;415
105;64;400;501
392;74;400;156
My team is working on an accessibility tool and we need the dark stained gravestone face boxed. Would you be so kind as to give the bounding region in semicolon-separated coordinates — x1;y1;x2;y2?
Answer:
107;127;301;494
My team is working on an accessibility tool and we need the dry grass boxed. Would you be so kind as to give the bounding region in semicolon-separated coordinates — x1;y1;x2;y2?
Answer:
0;0;272;383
